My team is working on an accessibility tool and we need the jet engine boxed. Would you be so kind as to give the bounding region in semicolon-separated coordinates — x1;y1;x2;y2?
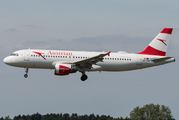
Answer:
54;64;78;76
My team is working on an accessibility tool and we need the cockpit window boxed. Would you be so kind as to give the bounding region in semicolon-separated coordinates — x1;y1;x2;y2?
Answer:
10;53;19;56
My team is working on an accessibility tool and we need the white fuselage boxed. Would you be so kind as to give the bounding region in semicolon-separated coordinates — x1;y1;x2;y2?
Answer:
3;28;175;81
3;49;175;72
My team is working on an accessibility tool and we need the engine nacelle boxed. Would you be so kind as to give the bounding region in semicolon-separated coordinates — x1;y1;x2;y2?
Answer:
54;64;77;76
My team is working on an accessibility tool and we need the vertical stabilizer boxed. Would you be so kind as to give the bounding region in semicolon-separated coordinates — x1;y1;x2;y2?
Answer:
138;28;173;56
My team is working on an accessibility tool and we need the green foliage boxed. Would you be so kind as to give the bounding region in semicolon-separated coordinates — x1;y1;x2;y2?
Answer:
1;104;175;120
14;115;22;120
4;116;12;120
0;117;4;120
130;103;175;120
10;113;131;120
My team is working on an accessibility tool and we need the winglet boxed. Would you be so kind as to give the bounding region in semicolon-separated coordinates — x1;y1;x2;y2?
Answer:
106;51;111;56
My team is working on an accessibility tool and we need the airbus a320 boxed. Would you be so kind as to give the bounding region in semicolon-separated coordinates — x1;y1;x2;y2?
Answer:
3;28;175;81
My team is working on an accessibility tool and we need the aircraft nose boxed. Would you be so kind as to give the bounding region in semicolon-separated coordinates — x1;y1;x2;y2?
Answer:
3;57;10;64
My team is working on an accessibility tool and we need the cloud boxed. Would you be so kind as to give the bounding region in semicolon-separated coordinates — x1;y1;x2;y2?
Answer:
0;44;25;53
23;24;42;29
4;28;17;32
24;40;47;45
0;41;49;53
45;35;152;53
33;46;51;49
1;33;177;56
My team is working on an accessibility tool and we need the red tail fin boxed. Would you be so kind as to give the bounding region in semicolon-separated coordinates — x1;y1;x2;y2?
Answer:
138;28;173;56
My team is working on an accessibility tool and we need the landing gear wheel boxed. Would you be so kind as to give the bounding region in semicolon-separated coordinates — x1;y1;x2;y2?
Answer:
24;74;28;78
24;68;29;78
81;74;88;81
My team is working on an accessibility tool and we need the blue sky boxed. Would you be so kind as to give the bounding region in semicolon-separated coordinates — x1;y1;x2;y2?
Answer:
0;0;179;119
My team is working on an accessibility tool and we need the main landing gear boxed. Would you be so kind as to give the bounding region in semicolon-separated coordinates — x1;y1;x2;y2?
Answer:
81;71;88;81
24;68;29;78
81;74;88;81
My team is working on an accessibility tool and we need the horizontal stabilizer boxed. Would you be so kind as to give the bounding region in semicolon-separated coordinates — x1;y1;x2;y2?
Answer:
152;57;174;63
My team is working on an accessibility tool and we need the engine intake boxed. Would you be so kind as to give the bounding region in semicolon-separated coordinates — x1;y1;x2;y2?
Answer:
54;64;77;76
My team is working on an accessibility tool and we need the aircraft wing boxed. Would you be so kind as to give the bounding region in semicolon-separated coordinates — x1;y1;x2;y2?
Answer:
72;51;111;68
152;57;173;63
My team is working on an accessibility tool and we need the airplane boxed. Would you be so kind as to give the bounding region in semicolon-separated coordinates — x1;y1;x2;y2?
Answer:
3;28;175;81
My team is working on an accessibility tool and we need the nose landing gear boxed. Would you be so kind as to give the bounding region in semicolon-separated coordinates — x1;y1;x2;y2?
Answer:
24;68;29;78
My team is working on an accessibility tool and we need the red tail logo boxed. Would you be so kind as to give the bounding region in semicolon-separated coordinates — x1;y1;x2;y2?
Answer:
157;38;167;46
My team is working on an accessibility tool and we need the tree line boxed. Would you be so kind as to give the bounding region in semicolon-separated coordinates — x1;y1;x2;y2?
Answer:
0;113;131;120
0;104;175;120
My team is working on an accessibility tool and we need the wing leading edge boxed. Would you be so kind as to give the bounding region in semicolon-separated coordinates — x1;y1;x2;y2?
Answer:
73;51;111;65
